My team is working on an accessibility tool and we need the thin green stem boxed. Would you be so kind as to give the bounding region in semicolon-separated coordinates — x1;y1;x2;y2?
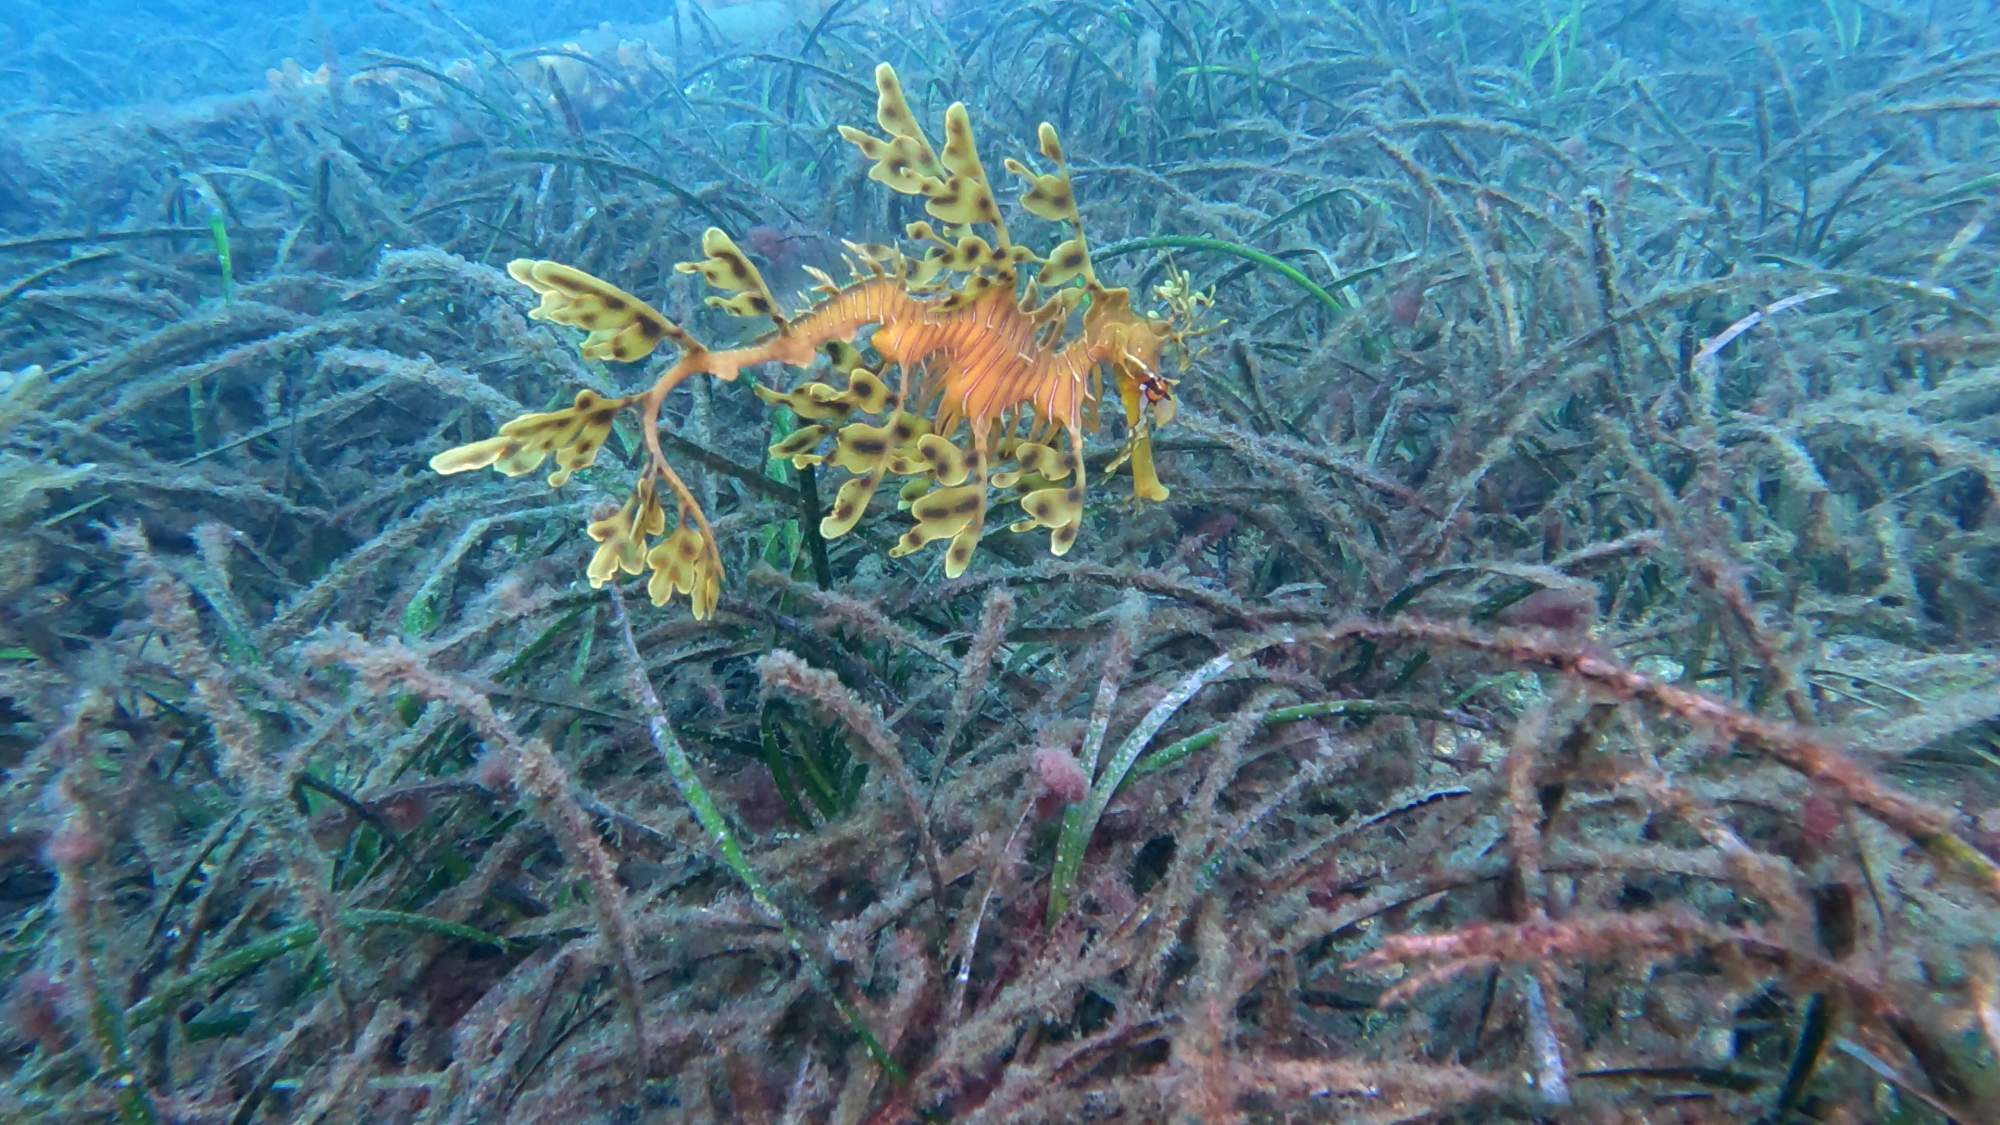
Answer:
1094;236;1349;316
605;587;903;1082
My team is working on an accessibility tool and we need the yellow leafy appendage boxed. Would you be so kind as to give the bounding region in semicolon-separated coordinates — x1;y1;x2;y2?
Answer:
431;62;1187;615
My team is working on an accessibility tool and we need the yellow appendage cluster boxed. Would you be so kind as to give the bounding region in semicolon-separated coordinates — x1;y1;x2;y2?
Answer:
431;63;1193;617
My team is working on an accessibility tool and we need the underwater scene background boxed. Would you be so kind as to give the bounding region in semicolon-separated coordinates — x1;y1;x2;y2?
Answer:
3;0;1999;1121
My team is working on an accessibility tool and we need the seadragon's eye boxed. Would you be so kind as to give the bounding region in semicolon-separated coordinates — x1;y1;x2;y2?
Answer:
1124;354;1178;418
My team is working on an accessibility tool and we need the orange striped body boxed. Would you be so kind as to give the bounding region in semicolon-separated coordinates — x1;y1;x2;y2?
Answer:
698;277;1097;454
879;288;1096;444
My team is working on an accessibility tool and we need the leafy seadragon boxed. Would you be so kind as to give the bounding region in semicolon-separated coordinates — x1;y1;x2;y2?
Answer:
430;63;1198;618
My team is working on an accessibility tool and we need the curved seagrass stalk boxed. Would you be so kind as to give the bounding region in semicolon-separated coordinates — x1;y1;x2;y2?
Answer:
429;62;1209;615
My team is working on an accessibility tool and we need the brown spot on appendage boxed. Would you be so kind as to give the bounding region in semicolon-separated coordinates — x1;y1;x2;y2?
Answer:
1059;251;1085;269
587;409;618;426
601;295;627;310
639;318;664;339
749;295;771;313
574;441;594;455
835;501;858;519
892;421;915;440
1027;498;1052;518
1065;488;1082;503
850;437;888;457
952;494;981;515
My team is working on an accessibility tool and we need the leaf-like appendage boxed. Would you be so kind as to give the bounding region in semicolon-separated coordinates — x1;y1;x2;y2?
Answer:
754;380;852;422
1016;442;1073;481
508;260;694;363
752;367;895;423
911;434;972;487
840;130;945;197
1003;122;1094;287
1037;239;1091;289
815;412;929;540
842;241;907;280
826;417;905;475
843;368;895;414
871;64;942;174
677;228;785;324
890;479;990;579
939;105;986;179
770;425;830;466
1007;164;1077;224
821;470;885;539
891;483;985;574
925;173;1002;228
1127;434;1170;503
1037;122;1065;164
429;389;634;488
1009;484;1084;556
645;524;712;613
586;477;668;587
934;240;986;275
930;273;998;315
945;521;982;577
706;292;780;319
428;435;529;478
1083;284;1141;331
1023;287;1088;333
823;340;868;373
837;64;947;199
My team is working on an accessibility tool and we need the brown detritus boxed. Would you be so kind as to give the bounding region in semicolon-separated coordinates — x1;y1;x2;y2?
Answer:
1495;586;1598;634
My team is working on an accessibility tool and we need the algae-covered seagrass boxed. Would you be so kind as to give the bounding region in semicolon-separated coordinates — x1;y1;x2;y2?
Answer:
430;62;1205;617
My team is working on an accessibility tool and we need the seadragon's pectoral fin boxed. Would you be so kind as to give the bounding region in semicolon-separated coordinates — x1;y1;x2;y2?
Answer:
507;259;703;364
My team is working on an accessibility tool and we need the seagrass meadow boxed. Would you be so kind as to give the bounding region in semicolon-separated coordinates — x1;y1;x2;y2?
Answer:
2;0;2000;1121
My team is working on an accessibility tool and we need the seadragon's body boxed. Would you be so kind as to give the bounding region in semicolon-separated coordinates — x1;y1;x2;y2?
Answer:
431;63;1197;617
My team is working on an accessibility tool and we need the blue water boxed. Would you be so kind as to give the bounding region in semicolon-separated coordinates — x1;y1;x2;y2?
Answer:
2;0;671;112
